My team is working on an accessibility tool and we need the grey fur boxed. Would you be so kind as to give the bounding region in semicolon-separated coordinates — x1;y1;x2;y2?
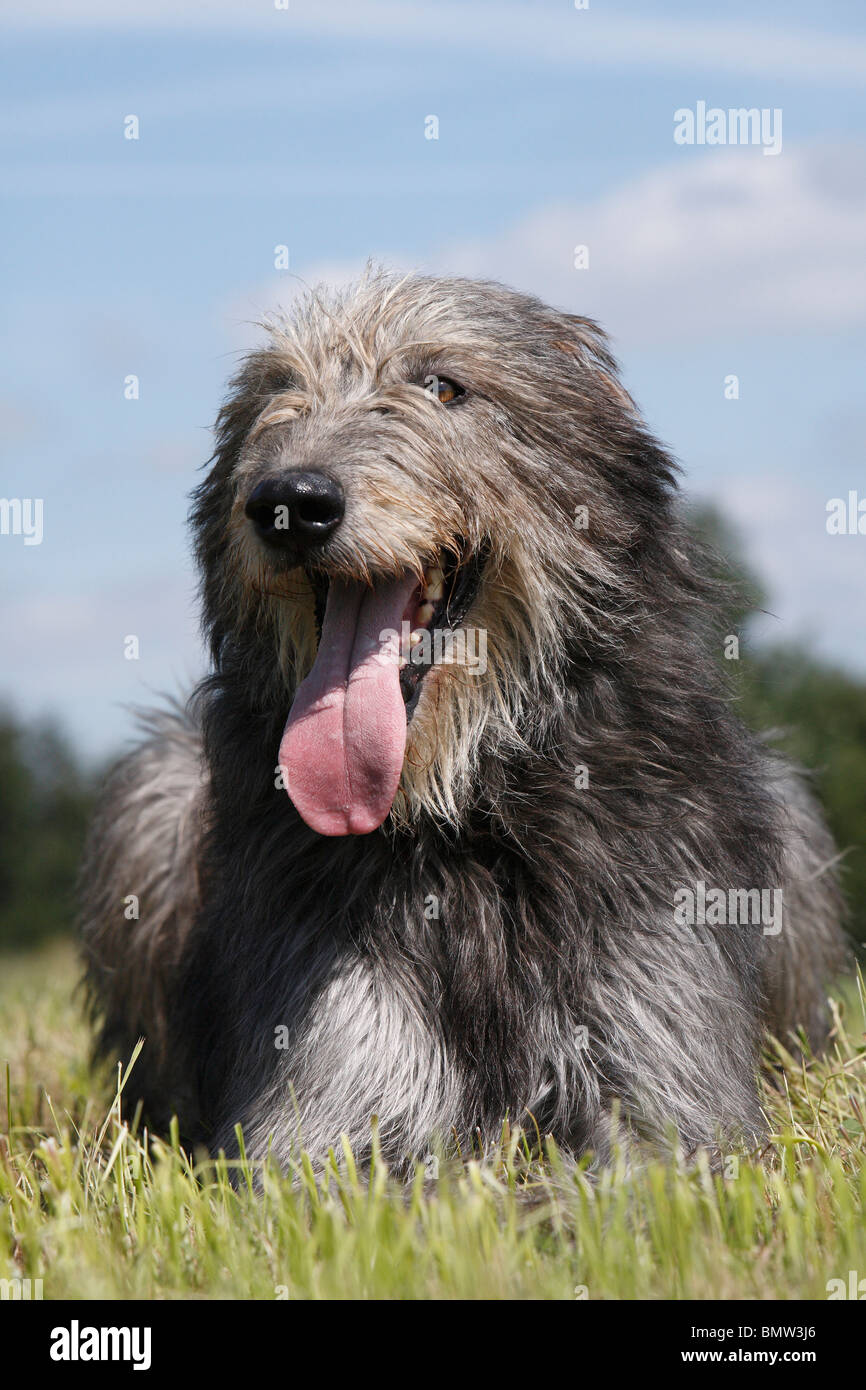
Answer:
80;270;848;1171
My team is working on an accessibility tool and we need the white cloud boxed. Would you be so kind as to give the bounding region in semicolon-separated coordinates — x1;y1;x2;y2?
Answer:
434;144;866;346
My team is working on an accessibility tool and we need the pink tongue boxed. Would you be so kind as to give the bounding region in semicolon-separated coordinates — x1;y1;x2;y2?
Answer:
279;572;418;835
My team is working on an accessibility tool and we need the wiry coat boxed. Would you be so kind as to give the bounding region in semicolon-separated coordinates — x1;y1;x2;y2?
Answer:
80;271;847;1170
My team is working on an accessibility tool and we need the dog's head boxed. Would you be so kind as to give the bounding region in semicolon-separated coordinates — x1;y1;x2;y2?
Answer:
193;269;679;835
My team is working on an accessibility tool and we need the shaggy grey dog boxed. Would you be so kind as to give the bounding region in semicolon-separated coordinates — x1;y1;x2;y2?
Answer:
81;270;847;1171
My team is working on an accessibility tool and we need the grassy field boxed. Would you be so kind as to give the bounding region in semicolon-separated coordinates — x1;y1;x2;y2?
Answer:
1;940;865;1301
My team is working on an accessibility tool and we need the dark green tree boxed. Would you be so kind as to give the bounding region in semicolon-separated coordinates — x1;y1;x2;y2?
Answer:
0;713;95;950
688;505;866;942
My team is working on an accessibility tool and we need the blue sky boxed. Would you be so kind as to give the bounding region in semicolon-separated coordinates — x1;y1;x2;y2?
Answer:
2;0;865;760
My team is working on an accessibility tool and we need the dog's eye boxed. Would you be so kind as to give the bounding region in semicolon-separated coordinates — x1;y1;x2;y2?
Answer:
423;374;465;406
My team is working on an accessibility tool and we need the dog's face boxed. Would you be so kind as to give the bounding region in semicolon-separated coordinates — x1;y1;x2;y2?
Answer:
195;271;669;834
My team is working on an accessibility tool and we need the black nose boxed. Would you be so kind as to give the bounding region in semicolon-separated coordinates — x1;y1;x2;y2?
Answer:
244;471;345;551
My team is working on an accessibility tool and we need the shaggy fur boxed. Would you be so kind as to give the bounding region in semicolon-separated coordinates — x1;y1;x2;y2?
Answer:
80;270;847;1171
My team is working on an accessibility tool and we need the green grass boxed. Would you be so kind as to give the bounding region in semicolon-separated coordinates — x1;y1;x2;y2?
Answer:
1;940;865;1300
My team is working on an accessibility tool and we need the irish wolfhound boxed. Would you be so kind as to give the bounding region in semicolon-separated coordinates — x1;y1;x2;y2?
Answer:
80;270;846;1170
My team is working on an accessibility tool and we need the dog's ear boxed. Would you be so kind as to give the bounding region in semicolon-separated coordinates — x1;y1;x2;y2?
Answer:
191;349;285;562
208;351;282;483
551;313;679;509
550;314;637;414
190;351;282;658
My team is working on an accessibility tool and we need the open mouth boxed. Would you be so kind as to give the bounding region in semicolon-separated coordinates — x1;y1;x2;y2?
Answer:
279;542;486;837
399;544;487;716
308;542;486;718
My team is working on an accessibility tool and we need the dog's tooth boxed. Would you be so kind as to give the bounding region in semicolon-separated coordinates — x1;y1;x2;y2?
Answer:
415;602;434;625
422;566;445;601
